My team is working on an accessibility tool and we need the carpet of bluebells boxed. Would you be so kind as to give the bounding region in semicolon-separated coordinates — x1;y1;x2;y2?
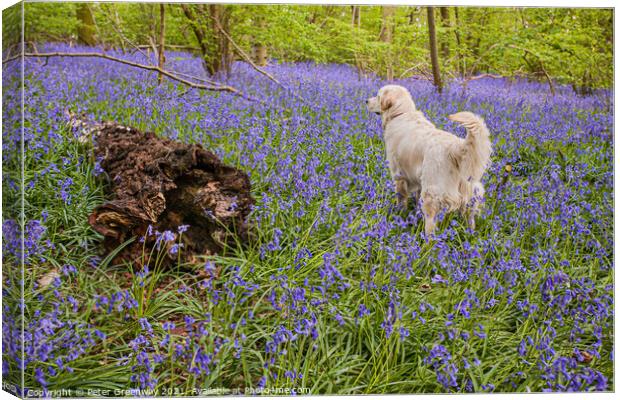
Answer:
2;44;614;395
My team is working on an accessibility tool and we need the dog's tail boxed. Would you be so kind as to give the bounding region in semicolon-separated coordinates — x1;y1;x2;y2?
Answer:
449;111;492;181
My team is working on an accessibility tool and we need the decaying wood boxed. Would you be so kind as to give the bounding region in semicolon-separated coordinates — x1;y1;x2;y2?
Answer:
69;113;254;266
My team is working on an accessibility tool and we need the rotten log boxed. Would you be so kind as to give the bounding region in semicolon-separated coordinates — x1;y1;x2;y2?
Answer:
69;113;254;266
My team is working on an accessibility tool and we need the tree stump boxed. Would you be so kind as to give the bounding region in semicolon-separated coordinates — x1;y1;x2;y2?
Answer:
69;113;254;266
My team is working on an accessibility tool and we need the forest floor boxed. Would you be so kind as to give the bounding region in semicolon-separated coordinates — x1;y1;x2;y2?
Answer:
2;44;613;395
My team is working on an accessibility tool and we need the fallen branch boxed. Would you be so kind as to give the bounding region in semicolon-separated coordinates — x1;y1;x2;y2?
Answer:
2;51;268;103
398;63;426;79
209;14;310;105
98;5;218;88
399;63;434;81
463;73;504;83
134;44;201;52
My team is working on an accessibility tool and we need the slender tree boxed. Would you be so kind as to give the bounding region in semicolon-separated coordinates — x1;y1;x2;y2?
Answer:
427;7;443;93
379;6;396;42
76;4;97;46
380;6;396;80
351;6;361;28
209;4;234;76
439;7;450;59
157;4;165;84
253;15;267;66
180;4;208;67
454;7;463;76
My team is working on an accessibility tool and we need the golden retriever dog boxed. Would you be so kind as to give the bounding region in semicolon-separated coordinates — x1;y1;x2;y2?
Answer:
366;85;492;237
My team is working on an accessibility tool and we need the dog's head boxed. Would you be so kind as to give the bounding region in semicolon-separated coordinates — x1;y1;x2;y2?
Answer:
366;85;416;124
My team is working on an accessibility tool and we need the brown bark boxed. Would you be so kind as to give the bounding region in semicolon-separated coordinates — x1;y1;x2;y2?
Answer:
253;16;267;66
351;6;361;28
426;7;443;93
209;4;233;76
254;44;267;67
180;4;234;76
380;6;396;80
68;113;254;266
76;4;97;46
180;4;210;71
379;6;396;42
157;4;165;85
454;7;462;75
439;7;450;59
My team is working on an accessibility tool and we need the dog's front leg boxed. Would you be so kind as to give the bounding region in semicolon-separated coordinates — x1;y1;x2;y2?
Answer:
421;193;438;238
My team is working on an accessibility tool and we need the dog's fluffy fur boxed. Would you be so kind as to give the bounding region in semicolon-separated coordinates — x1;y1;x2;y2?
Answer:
367;85;492;236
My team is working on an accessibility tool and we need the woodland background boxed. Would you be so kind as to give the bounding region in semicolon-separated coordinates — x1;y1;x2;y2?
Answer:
3;3;613;93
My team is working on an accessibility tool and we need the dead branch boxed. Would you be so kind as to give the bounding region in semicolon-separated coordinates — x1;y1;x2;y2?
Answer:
211;17;282;86
208;14;310;105
162;69;221;87
465;43;500;77
463;73;504;83
508;44;556;95
399;63;434;81
3;51;254;99
134;44;201;52
99;3;149;60
458;73;504;90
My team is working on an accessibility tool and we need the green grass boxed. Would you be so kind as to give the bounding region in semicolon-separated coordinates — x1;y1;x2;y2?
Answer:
2;66;613;395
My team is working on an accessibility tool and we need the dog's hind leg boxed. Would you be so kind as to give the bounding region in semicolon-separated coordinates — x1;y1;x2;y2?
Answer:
395;179;409;209
462;181;485;231
410;182;421;209
464;208;476;230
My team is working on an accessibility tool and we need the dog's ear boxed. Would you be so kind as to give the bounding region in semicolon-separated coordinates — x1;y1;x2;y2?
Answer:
380;89;394;111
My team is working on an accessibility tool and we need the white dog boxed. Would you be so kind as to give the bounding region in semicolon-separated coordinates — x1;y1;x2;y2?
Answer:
367;85;492;237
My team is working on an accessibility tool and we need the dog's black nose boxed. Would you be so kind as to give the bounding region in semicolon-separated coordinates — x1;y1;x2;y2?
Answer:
365;99;369;104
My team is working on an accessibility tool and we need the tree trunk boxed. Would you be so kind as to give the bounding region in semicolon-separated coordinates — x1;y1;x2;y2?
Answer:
209;4;233;77
253;16;267;66
69;113;254;267
454;7;463;76
180;4;232;76
380;6;396;80
253;44;267;67
209;4;224;74
158;4;165;85
379;6;396;42
427;7;443;93
351;6;361;28
180;4;209;73
439;7;450;59
469;9;489;75
76;4;97;46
